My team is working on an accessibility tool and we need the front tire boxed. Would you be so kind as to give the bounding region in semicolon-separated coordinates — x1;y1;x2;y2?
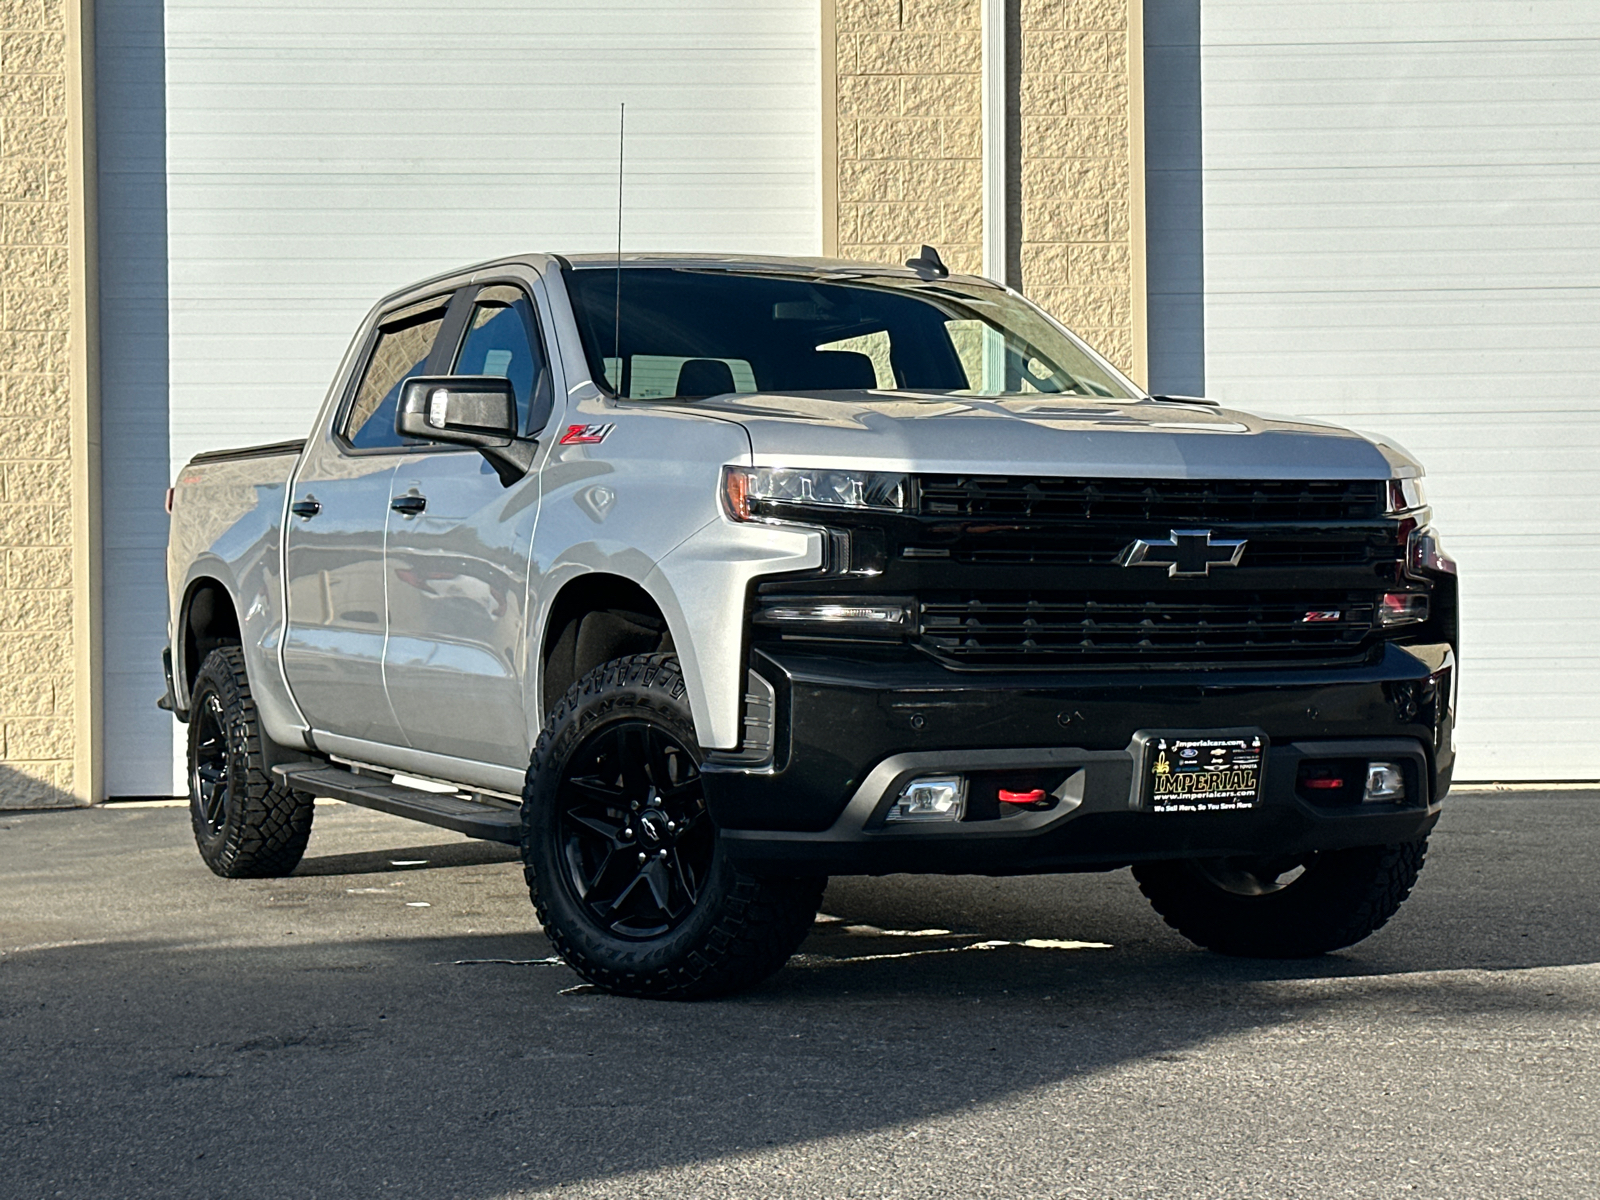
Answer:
1132;838;1428;958
522;654;823;999
187;646;315;878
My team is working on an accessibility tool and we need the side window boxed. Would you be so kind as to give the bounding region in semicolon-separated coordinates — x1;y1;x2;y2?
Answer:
452;285;554;436
344;299;450;450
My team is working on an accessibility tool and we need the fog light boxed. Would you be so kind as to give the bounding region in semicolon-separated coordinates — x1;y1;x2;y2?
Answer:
1364;762;1406;802
886;776;966;823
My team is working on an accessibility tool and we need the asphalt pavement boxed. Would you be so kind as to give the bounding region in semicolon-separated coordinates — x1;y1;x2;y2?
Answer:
2;789;1597;1199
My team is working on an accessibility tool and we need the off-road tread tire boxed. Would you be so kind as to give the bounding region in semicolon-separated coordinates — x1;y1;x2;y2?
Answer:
522;653;824;1000
188;646;315;878
1133;837;1428;958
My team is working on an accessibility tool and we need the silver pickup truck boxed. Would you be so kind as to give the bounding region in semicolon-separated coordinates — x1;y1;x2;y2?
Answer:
163;250;1458;998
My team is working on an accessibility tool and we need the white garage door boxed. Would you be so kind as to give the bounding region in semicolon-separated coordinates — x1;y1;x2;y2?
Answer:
99;0;821;795
1186;1;1600;781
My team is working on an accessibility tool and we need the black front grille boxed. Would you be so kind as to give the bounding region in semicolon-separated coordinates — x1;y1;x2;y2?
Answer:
918;592;1377;667
943;534;1393;570
918;476;1387;524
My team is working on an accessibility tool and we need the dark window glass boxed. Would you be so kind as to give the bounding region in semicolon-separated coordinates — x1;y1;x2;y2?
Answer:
450;285;553;436
562;267;1134;400
345;301;449;449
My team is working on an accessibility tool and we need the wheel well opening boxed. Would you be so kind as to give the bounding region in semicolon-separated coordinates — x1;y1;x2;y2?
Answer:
541;575;673;716
182;580;241;694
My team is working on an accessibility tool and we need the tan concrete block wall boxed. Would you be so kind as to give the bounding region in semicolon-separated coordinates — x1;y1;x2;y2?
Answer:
1019;0;1134;371
832;0;1139;376
0;0;77;808
836;0;984;275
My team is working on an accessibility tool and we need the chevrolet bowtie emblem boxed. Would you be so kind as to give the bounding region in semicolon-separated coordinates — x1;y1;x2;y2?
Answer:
1121;529;1247;576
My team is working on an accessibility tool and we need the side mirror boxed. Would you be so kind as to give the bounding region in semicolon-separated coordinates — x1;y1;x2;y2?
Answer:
396;376;536;485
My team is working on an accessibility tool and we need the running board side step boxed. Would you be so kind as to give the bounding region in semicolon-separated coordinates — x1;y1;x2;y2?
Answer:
272;763;522;845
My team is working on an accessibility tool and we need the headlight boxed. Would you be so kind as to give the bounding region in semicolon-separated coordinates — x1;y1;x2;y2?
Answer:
1386;478;1427;513
723;466;909;521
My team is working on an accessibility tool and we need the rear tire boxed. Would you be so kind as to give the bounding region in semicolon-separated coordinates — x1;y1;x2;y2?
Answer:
187;646;314;878
1132;838;1428;957
522;653;823;999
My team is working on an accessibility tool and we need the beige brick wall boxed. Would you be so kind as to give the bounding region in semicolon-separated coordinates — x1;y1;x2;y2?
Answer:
1019;0;1136;372
0;0;80;807
835;0;984;275
830;0;1141;378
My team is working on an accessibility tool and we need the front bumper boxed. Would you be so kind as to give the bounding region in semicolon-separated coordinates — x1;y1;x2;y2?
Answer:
703;642;1455;877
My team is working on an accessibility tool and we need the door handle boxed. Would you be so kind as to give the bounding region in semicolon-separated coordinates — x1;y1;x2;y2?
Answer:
390;495;427;516
291;497;321;519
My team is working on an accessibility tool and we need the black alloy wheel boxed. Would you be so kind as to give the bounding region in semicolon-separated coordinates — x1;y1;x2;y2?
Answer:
555;719;714;939
523;653;825;999
190;690;236;838
185;646;316;878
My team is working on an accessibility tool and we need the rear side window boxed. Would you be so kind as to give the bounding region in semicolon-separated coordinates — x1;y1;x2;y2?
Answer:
451;285;554;436
344;299;450;450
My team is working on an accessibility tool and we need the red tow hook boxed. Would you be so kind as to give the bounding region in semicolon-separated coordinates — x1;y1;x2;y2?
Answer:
998;788;1047;805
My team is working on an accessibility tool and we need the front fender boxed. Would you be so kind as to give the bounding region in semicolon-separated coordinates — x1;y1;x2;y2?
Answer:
645;519;821;750
525;544;664;741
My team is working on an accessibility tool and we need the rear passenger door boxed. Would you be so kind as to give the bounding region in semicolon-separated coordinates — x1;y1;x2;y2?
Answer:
381;282;557;768
283;293;455;746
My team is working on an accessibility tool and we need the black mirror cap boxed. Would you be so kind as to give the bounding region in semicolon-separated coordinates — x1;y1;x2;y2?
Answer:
395;375;535;486
396;375;518;445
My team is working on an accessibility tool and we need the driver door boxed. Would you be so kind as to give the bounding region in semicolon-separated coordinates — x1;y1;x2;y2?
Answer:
381;283;557;767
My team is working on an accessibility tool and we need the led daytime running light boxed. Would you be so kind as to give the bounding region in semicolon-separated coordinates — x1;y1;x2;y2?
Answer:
1380;592;1430;627
760;602;906;626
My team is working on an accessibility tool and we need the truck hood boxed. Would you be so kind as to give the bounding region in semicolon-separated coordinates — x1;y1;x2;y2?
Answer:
667;391;1418;480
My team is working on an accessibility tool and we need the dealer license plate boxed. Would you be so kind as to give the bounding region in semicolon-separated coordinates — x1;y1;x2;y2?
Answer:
1146;734;1264;813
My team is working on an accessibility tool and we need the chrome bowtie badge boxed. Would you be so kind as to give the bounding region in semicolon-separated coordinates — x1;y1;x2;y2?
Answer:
1121;529;1247;576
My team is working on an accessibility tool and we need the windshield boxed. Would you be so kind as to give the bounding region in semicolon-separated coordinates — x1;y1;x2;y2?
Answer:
563;267;1137;401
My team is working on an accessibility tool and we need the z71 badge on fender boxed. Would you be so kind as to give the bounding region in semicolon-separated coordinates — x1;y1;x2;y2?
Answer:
558;423;615;445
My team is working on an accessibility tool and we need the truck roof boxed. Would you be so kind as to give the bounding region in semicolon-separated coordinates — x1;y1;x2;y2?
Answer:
557;251;994;282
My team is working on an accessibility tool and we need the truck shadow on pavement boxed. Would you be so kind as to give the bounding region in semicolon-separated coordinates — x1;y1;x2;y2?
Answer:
3;794;1597;1199
293;840;521;876
5;924;1593;1200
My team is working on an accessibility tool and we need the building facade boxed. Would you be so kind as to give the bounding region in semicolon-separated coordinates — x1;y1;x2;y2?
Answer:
0;0;96;807
2;0;1596;803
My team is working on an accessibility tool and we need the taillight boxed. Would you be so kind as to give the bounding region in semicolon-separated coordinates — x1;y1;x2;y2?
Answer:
164;486;175;515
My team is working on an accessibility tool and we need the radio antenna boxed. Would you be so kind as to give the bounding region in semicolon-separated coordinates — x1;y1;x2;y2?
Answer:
613;101;625;394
